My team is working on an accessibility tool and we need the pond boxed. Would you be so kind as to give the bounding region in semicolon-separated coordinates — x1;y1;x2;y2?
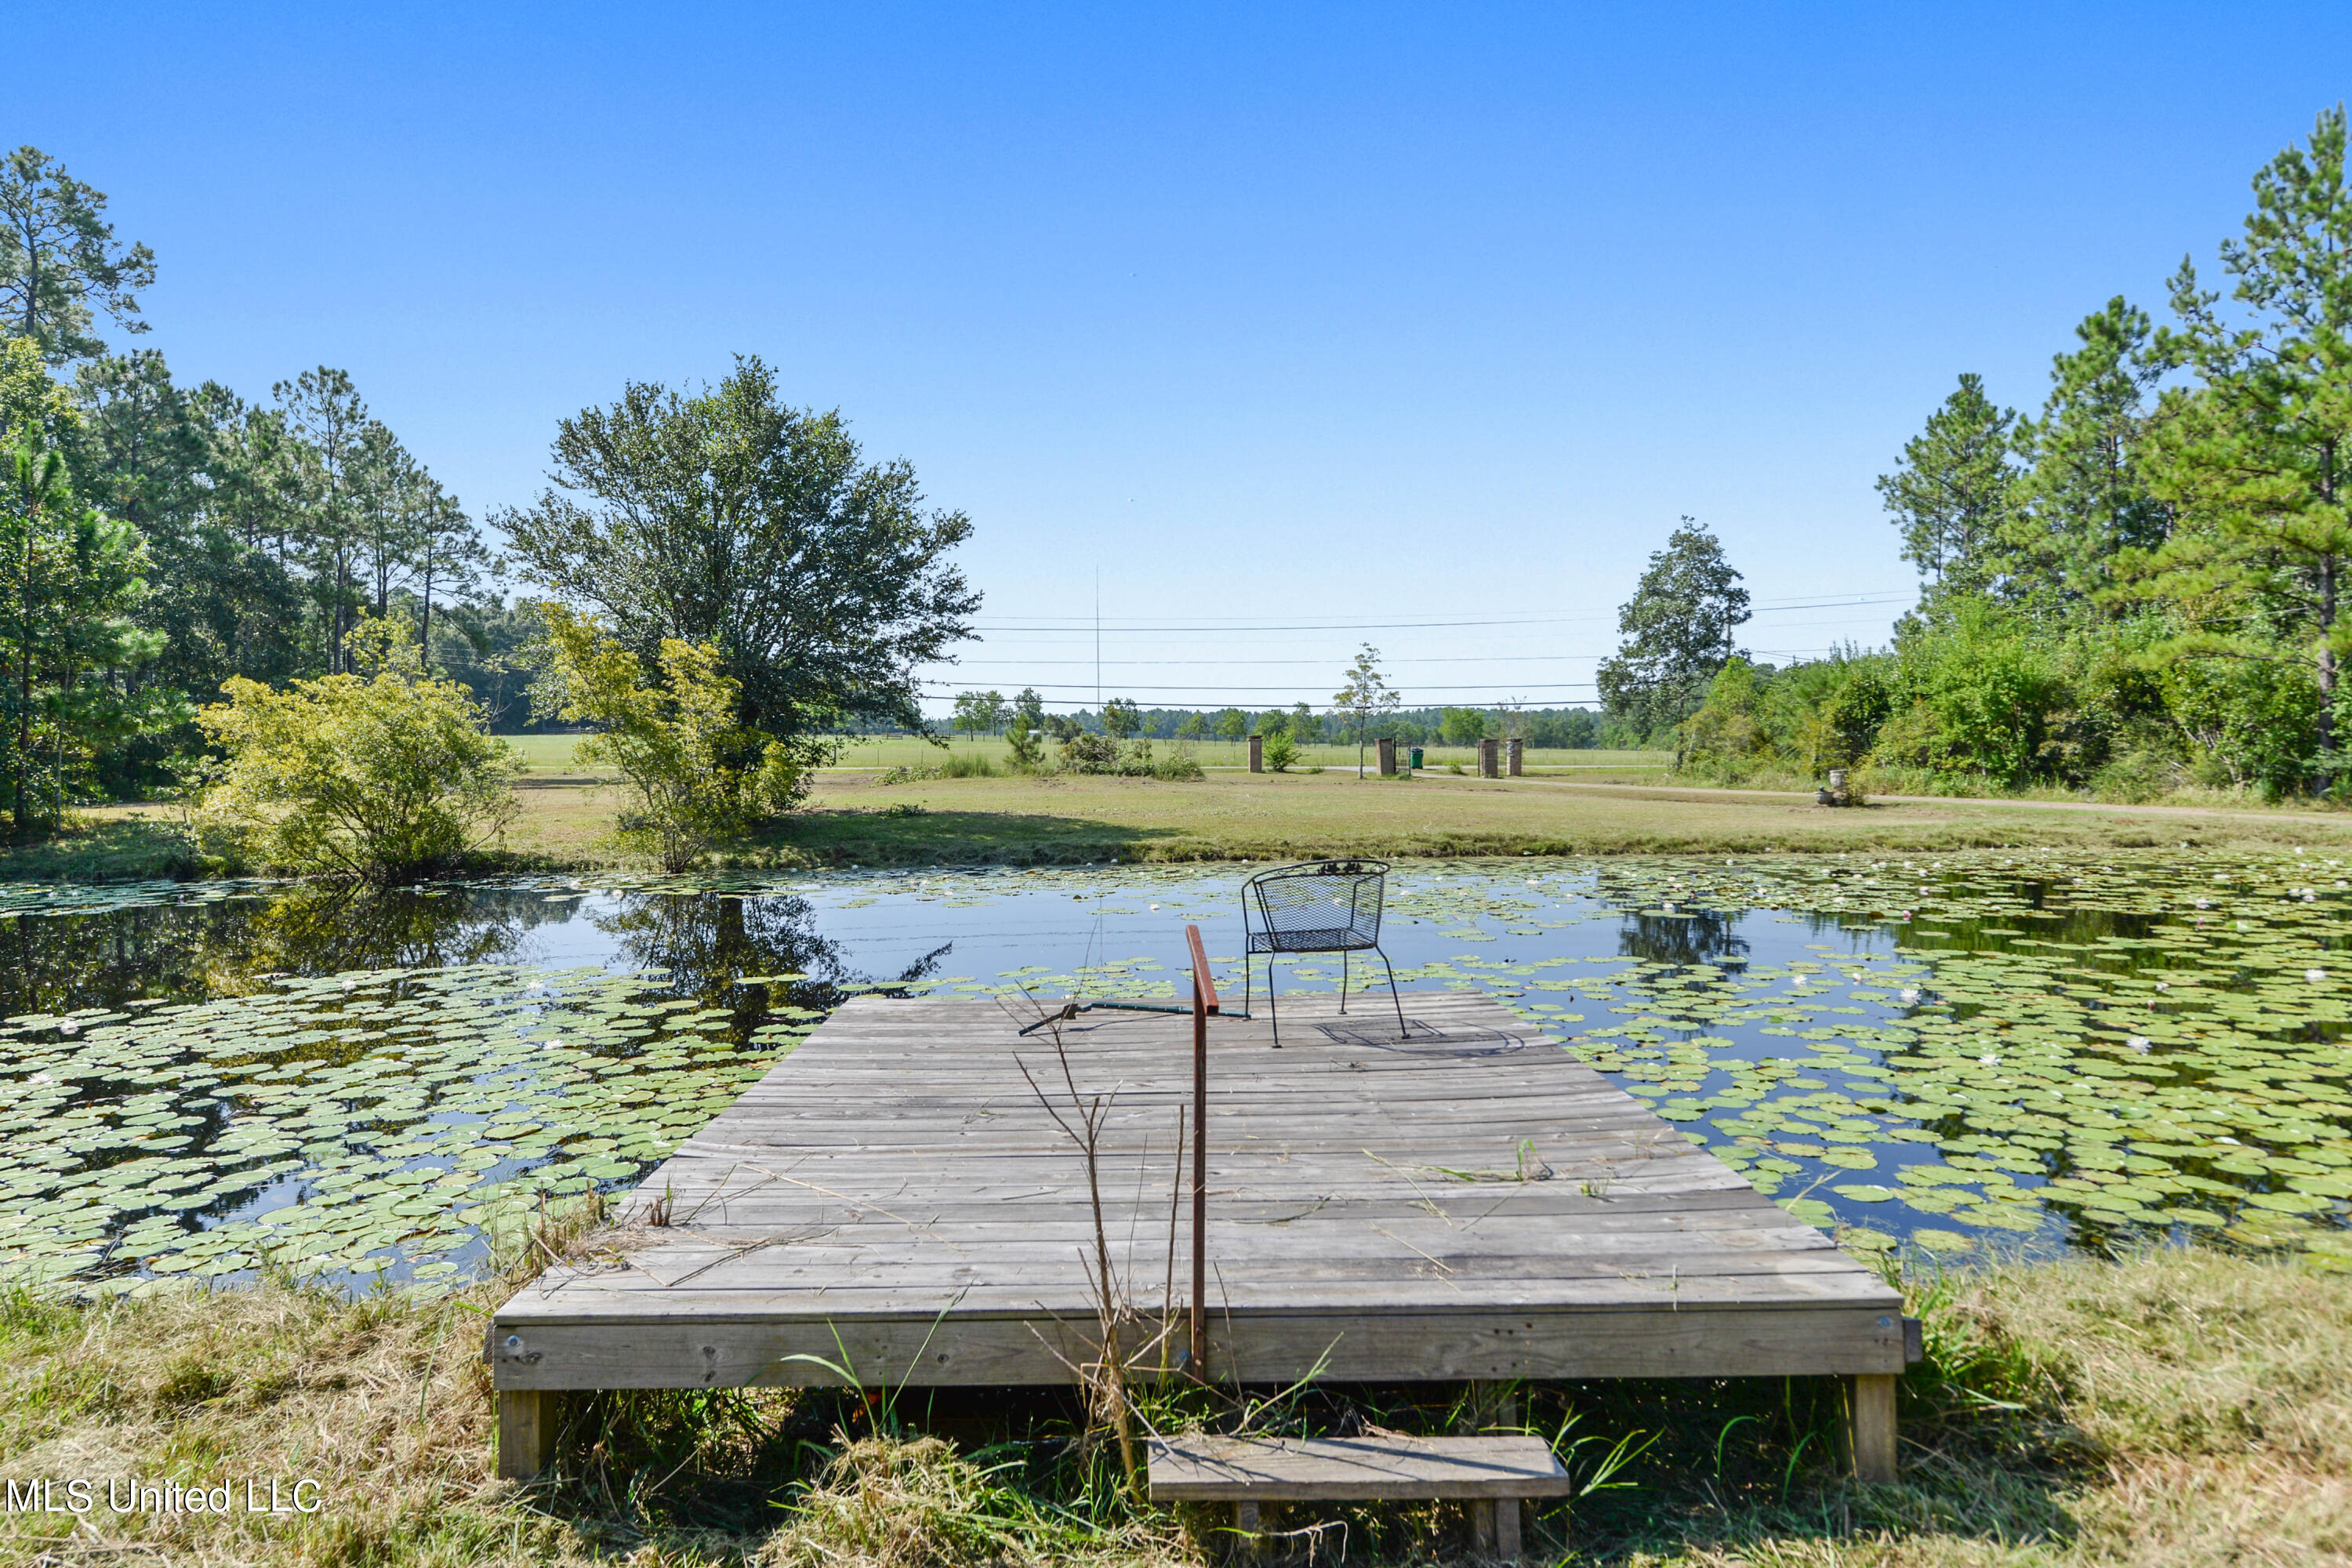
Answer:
3;848;2349;1298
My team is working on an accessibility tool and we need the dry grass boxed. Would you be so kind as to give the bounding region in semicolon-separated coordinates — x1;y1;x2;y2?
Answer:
2;1246;2346;1566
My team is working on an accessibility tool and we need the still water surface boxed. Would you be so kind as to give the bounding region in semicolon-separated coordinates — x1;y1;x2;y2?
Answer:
3;851;2348;1297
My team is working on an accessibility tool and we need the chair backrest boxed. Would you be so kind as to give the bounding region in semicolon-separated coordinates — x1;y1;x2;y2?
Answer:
1245;859;1388;952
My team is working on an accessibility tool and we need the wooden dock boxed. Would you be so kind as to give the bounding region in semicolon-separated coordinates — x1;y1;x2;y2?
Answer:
492;990;1908;1477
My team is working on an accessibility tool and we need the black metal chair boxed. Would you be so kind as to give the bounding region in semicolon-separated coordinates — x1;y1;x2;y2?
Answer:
1241;858;1406;1044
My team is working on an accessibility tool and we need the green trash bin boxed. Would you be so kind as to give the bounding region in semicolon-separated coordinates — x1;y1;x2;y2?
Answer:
1408;746;1424;770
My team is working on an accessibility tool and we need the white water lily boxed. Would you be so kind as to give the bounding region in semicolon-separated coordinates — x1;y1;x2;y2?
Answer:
2155;982;2170;992
2127;1036;2151;1054
1900;989;1920;1004
1980;1054;1999;1066
2308;968;2327;984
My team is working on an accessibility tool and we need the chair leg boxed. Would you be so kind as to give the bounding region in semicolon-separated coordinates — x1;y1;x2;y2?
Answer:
1267;958;1279;1047
1339;949;1348;1014
1377;946;1406;1036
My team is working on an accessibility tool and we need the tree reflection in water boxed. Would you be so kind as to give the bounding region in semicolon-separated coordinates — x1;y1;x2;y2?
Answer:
0;884;565;1018
1617;906;1750;967
591;891;954;1040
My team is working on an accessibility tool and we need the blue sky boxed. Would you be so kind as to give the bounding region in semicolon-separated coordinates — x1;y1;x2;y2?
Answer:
16;3;2352;713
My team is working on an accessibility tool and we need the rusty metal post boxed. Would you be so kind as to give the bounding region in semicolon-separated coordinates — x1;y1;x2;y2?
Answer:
1185;924;1213;1374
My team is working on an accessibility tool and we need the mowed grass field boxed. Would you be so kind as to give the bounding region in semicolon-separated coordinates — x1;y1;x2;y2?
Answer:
38;741;2351;880
497;764;2352;868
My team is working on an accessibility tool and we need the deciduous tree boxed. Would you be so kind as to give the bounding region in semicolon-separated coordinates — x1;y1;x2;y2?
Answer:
497;357;978;771
1595;519;1751;742
1332;643;1399;776
532;604;801;872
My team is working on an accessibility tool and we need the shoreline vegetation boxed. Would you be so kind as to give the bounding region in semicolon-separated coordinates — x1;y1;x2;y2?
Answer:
2;1236;2342;1566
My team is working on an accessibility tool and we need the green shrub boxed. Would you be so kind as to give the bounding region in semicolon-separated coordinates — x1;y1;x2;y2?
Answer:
193;621;517;881
942;752;997;778
534;604;803;872
1261;730;1301;771
1055;731;1122;773
1004;711;1044;770
1150;743;1204;781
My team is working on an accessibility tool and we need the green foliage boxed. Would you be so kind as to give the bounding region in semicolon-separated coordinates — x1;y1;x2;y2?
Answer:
192;619;517;879
1596;518;1751;740
1100;697;1142;739
1149;742;1205;781
496;355;979;765
2;440;169;837
1332;642;1399;772
1733;107;2352;800
0;146;154;365
1054;731;1123;773
951;688;1006;739
1877;374;2023;606
1260;728;1301;771
1439;706;1488;746
1004;706;1044;769
2115;105;2352;779
1872;602;2067;787
2005;297;2171;608
534;603;803;872
1212;706;1247;741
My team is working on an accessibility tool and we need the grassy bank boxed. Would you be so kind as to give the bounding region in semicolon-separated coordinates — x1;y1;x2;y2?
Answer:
16;767;2352;884
517;769;2352;869
2;1244;2342;1565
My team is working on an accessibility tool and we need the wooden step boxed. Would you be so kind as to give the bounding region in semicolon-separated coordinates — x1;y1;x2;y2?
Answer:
1149;1433;1571;1560
1147;1433;1575;1501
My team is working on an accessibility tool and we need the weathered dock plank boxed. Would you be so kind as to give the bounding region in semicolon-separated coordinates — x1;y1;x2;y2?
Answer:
493;989;1904;1412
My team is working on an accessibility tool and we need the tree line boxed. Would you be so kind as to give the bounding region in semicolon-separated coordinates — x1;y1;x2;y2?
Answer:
946;690;1621;749
3;143;978;859
1607;107;2352;801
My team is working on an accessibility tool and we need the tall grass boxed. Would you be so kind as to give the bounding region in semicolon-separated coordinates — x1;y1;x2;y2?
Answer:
3;1243;2344;1565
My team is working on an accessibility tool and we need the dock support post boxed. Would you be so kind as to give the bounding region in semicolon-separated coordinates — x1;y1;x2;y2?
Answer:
1233;1499;1263;1560
1494;1496;1523;1561
496;1389;555;1479
1849;1374;1897;1483
1464;1381;1524;1559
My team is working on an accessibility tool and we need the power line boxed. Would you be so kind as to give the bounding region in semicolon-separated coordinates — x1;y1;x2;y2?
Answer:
959;593;1909;634
920;680;1599;694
